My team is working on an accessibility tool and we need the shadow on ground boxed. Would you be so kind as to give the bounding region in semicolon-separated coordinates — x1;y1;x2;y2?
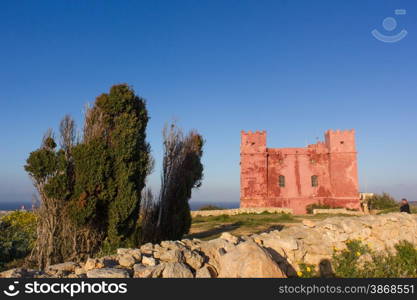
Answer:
185;223;242;239
255;224;285;234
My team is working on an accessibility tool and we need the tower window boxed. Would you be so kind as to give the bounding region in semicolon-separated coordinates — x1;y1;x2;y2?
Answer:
340;141;344;144
278;175;285;187
311;175;318;187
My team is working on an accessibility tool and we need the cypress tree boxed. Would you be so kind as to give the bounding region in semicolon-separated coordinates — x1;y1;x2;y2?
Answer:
87;84;151;249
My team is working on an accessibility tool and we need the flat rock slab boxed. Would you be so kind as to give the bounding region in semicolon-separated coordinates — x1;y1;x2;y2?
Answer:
47;262;78;272
86;268;130;278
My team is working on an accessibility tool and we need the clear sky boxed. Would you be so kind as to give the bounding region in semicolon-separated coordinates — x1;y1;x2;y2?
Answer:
1;0;416;207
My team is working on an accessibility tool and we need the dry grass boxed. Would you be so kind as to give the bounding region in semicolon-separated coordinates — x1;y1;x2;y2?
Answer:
186;212;355;240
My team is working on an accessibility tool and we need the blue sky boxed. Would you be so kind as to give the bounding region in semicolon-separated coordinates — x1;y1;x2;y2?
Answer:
0;0;416;207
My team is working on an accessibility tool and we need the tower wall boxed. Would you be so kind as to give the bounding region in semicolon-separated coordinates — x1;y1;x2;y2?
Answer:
240;131;268;207
325;130;360;208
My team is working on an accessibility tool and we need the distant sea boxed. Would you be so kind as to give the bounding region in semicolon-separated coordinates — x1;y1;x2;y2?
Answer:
0;201;239;211
0;202;32;211
189;201;239;210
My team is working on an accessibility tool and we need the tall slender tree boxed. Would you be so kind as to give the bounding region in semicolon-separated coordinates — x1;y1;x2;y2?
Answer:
141;123;204;243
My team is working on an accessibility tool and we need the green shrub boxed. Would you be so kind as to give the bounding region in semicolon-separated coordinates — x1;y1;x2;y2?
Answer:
368;192;398;210
306;203;332;214
376;207;400;215
332;240;417;278
377;205;417;215
198;205;224;211
332;240;371;277
192;214;232;224
0;211;37;271
297;263;317;278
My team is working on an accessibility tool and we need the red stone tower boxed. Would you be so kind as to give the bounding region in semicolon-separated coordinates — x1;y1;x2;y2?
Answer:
240;129;360;214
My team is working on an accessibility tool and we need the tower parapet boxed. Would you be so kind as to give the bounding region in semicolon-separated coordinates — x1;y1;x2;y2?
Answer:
325;129;356;153
241;130;267;154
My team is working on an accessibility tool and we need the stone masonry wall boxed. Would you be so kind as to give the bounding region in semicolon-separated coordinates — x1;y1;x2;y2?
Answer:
1;213;416;278
190;207;293;218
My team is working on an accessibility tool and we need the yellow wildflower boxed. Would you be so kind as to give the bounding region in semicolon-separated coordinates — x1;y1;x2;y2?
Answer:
297;271;303;277
306;267;311;272
356;251;361;257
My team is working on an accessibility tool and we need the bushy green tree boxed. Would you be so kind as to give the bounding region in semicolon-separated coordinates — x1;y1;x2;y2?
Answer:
25;84;151;266
75;84;151;249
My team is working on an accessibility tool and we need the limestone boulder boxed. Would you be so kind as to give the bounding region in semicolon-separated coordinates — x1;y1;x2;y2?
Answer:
117;248;131;255
195;265;217;278
217;240;286;278
117;248;142;261
133;263;165;278
302;219;316;228
74;267;86;275
142;255;157;266
162;262;194;278
140;243;154;255
261;235;298;255
220;232;239;244
183;249;205;270
159;249;184;263
0;268;27;278
160;240;186;251
84;258;101;271
118;254;136;268
198;237;236;271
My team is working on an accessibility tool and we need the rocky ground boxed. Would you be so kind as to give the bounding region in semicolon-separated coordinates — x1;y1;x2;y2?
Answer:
1;212;416;278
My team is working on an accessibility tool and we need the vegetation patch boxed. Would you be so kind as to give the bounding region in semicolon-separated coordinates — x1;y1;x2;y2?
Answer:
22;84;204;268
305;203;351;214
198;205;225;211
366;192;398;210
297;239;417;278
0;211;37;271
333;239;417;278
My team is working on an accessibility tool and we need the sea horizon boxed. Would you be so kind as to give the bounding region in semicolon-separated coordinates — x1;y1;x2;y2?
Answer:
0;200;240;211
